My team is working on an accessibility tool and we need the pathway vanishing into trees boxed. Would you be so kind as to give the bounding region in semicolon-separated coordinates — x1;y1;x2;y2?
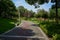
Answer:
0;21;49;40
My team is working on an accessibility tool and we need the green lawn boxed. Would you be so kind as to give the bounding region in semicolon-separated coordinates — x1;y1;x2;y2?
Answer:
0;17;15;34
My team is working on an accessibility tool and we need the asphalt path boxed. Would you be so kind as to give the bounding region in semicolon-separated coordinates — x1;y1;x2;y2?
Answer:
0;21;49;40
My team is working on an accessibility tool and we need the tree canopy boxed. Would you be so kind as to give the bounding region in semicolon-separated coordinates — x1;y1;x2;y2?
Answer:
0;0;17;19
25;0;49;5
25;0;60;8
18;6;35;17
35;9;48;18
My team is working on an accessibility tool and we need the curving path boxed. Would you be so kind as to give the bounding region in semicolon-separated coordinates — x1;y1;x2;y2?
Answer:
0;21;49;40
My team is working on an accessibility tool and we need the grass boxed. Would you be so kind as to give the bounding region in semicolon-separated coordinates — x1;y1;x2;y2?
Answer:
0;17;16;34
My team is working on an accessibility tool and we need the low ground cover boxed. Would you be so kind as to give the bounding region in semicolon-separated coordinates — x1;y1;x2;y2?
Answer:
0;17;16;34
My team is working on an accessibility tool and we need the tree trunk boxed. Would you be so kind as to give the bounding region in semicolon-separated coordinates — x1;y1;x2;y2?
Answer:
55;0;58;24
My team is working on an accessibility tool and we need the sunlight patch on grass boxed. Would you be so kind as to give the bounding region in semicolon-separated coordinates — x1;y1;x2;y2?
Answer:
10;22;15;24
0;18;15;34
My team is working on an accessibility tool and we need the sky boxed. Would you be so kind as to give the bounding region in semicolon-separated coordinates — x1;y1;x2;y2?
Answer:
12;0;53;12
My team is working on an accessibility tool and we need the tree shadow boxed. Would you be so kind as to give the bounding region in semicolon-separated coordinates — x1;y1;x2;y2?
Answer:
31;24;39;27
0;27;38;40
3;27;35;36
17;27;35;36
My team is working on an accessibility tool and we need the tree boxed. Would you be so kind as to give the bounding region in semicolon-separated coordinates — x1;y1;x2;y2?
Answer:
37;9;44;18
0;0;17;19
29;10;35;17
25;0;49;6
25;0;59;23
37;9;48;19
18;6;35;18
58;8;60;19
42;12;48;19
18;6;26;17
50;9;56;19
51;0;60;23
23;10;35;20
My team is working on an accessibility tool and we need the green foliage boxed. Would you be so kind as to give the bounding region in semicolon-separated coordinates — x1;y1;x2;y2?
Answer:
36;9;48;18
29;10;35;17
25;0;59;8
50;8;60;19
0;17;15;34
25;0;60;24
25;0;54;8
34;13;41;18
25;0;49;5
37;9;45;17
58;8;60;19
0;0;17;19
53;34;60;40
42;12;48;18
40;20;60;39
49;9;56;19
25;0;38;5
18;6;26;17
56;34;60;40
46;23;60;37
18;6;35;18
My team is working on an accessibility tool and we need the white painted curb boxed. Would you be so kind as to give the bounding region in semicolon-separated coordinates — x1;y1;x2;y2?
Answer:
0;35;44;38
37;27;49;40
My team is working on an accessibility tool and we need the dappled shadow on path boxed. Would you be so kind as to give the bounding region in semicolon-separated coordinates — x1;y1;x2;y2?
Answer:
3;27;35;36
16;27;35;36
31;24;39;27
0;27;41;40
